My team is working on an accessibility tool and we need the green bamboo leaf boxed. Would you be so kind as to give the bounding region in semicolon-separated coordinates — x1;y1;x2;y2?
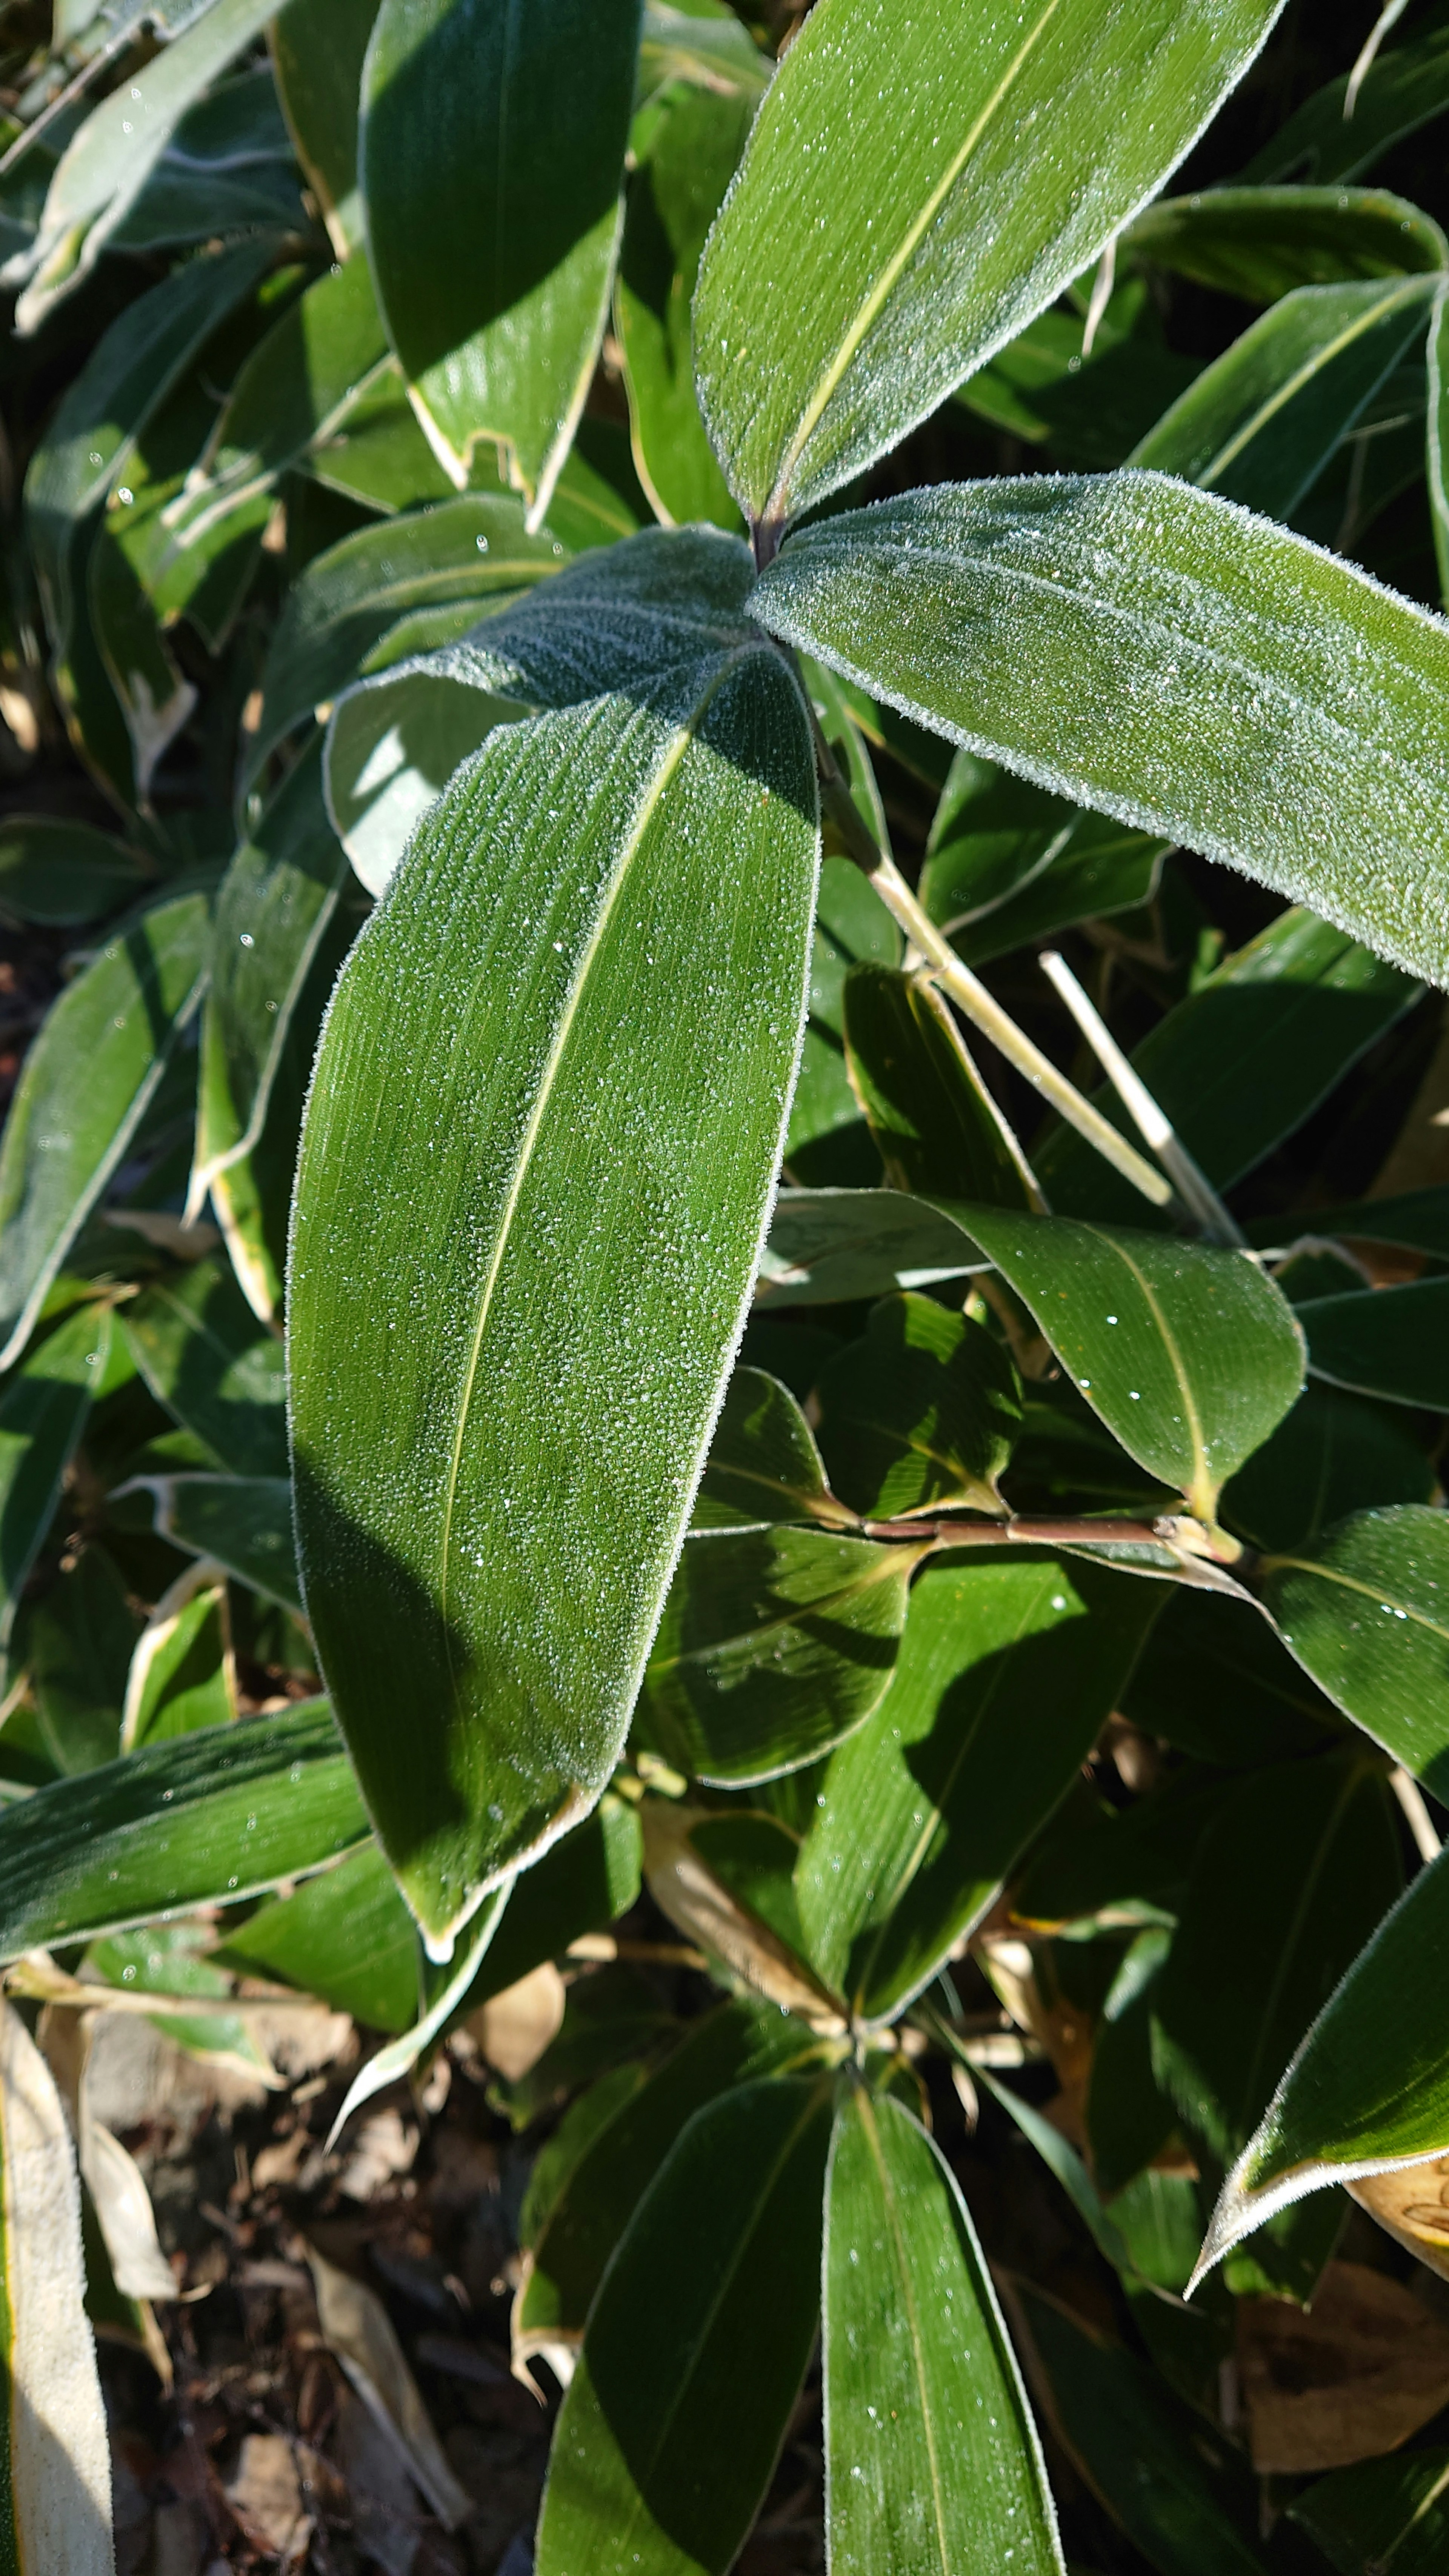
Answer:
22;1543;143;1777
272;0;381;253
617;79;751;531
952;1204;1304;1524
0;2002;114;2574
1152;1748;1401;2297
1011;2281;1267;2576
1118;1587;1345;1770
638;1526;920;1786
248;493;563;786
122;1260;288;1479
516;1994;820;2361
1299;1278;1449;1410
1248;1187;1449;1262
825;2085;1064;2576
1037;908;1420;1223
6;0;281;329
842;964;1036;1207
694;0;1287;533
1257;1505;1449;1798
1287;2451;1449;2576
757;1187;982;1309
0;815;151;927
536;2075;832;2576
693;1364;852;1532
189;740;352;1220
749;471;1449;987
0;1300;114;1671
796;1552;1161;2022
291;650;818;1950
117;1471;300;1612
109;65;305;252
1242;18;1449;185
1132;277;1436;521
1124;185;1447;301
360;0;640;516
1196;1842;1449;2286
918;760;1168;970
814;1293;1023;1520
952;277;1199;466
0;887;210;1371
0;1700;369;1962
219;1839;419;2030
121;1558;236;1750
637;2;770;106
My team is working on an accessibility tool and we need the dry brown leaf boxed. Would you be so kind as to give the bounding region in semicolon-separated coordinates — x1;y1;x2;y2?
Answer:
1350;2156;1449;2282
224;2434;313;2565
1238;2258;1449;2472
308;2244;472;2529
339;2107;419;2203
466;1963;566;2082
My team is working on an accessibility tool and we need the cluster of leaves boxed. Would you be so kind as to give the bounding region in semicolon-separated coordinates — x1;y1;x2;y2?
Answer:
4;0;1449;2569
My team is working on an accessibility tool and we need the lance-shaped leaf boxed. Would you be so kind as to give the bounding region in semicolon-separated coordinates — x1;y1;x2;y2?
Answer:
757;1187;982;1309
1244;17;1449;186
1288;2451;1449;2576
617;78;751;532
0;1300;113;1671
796;1552;1161;2023
536;2075;832;2576
189;740;352;1219
825;2086;1064;2576
23;1543;143;1779
695;0;1288;533
1196;1841;1449;2285
1124;185;1448;302
1220;1381;1434;1558
953;1204;1304;1525
290;645;818;1949
0;816;149;927
360;0;640;516
0;2003;114;2574
637;1526;921;1786
120;1557;237;1749
1132;276;1437;521
123;1260;289;1480
0;887;210;1371
842;963;1035;1208
749;471;1449;987
692;1364;851;1532
108;65;305;254
118;1472;301;1613
0;1701;368;1962
272;0;380;254
1300;1279;1449;1411
1257;1506;1449;1799
6;0;282;332
920;774;1168;970
814;1293;1023;1520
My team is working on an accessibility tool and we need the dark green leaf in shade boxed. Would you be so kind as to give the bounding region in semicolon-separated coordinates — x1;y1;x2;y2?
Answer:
1011;2281;1268;2576
617;80;752;531
0;1701;368;1962
1086;1930;1178;2197
1196;1843;1449;2285
1300;1278;1449;1410
189;739;352;1222
918;759;1168;970
272;0;382;252
86;515;197;798
461;1795;642;2016
535;2076;832;2576
954;279;1201;470
796;1552;1161;2022
825;2086;1065;2576
361;0;640;514
814;1293;1024;1520
1117;1588;1342;1768
518;2062;649;2257
22;1545;143;1778
692;1364;854;1533
1288;2451;1449;2576
0;1300;114;1672
122;1261;288;1481
1010;1766;1240;1933
1036;907;1420;1221
1257;1506;1449;1799
0;888;210;1371
290;655;818;1949
1242;11;1449;185
1249;1187;1449;1263
0;818;150;928
953;1205;1305;1524
491;1964;678;2133
119;1473;301;1613
638;1526;919;1786
1152;1749;1401;2292
515;1996;823;2358
1131;277;1435;520
841;964;1035;1207
757;1188;982;1309
694;0;1289;532
1123;185;1448;301
749;472;1449;989
1221;1380;1434;1555
107;67;305;253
